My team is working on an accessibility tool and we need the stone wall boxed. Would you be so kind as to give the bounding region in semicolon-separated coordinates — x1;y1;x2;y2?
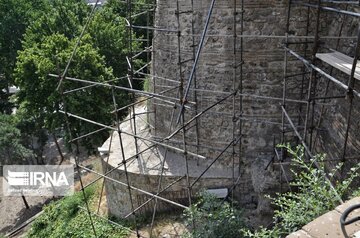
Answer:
147;0;360;225
149;0;306;226
102;159;234;218
312;6;360;168
102;0;360;228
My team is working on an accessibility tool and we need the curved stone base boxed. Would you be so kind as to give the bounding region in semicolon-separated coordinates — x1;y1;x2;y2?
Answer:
100;105;236;217
102;160;234;217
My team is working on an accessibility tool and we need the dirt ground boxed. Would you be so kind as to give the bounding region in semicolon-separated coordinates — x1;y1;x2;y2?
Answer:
0;177;54;236
128;220;188;238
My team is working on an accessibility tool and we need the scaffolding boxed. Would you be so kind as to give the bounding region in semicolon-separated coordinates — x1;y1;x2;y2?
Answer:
51;0;360;237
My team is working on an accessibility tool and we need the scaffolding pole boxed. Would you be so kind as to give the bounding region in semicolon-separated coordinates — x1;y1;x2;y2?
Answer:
176;0;217;123
42;1;360;237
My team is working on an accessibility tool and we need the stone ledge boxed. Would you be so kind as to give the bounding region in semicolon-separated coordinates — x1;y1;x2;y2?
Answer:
286;197;360;238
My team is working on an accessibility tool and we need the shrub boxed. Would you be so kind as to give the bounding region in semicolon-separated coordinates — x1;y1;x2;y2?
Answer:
183;191;244;238
28;185;129;238
244;144;360;237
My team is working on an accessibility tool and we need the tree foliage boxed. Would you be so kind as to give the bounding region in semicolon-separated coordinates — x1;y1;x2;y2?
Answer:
103;0;151;83
0;113;33;165
13;0;137;151
88;6;133;78
23;0;139;79
0;0;46;80
22;0;87;47
15;33;122;151
0;0;47;113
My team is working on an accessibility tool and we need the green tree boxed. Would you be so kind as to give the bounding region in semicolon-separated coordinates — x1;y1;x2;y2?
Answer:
22;0;87;48
0;113;33;165
23;0;140;79
14;34;124;152
0;0;47;113
14;0;138;152
105;0;150;20
103;0;151;88
88;6;133;78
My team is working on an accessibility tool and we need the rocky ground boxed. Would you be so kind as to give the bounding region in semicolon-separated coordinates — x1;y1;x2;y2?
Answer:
129;221;188;238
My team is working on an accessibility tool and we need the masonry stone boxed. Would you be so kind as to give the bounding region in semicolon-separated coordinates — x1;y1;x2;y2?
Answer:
102;0;360;228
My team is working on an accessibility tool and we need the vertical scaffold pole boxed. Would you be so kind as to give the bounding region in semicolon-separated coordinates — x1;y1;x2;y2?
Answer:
111;87;140;237
341;25;360;163
231;0;238;205
303;0;322;151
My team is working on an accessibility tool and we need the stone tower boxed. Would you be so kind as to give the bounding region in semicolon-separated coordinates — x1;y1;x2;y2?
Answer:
102;0;360;227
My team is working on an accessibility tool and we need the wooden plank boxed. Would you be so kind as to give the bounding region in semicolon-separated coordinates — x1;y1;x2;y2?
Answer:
316;51;360;80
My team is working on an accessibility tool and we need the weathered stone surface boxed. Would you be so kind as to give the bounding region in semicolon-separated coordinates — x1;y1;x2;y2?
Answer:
101;106;236;217
287;197;360;238
103;0;360;228
287;230;312;238
149;0;360;223
149;0;305;225
302;211;345;237
335;197;360;221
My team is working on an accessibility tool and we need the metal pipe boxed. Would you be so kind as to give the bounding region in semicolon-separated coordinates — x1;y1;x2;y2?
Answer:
124;176;185;218
190;137;240;188
341;25;360;162
59;110;206;160
293;2;360;17
284;47;360;98
78;164;188;209
281;106;344;203
176;0;217;123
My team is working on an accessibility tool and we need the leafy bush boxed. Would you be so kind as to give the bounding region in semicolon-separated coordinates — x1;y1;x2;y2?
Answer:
28;185;129;238
244;144;360;237
183;192;244;238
